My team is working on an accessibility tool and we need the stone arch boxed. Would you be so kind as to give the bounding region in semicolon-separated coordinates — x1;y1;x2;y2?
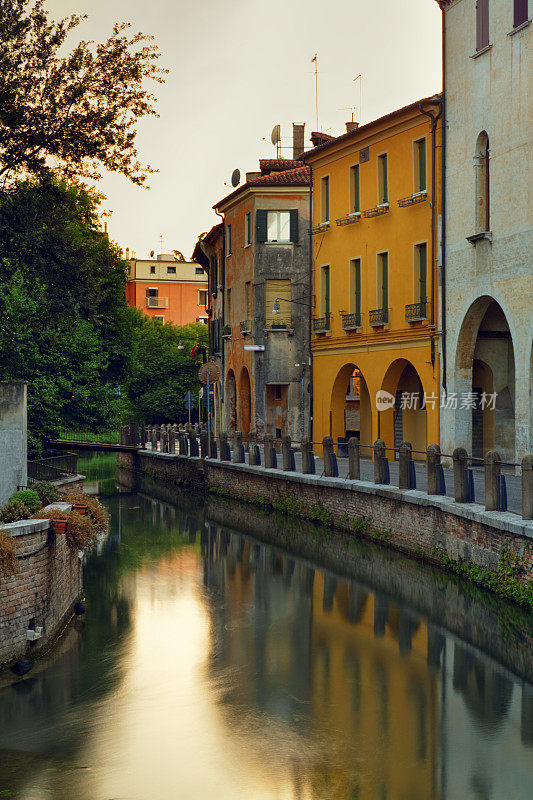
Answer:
330;363;372;457
454;297;515;459
238;367;252;436
225;369;237;433
380;359;427;458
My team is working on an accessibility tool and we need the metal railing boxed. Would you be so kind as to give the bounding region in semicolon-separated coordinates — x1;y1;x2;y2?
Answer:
146;297;169;308
341;312;362;330
405;300;428;321
369;307;389;326
336;212;361;226
363;203;389;218
265;317;292;331
27;452;78;484
397;191;427;207
312;313;331;333
57;428;120;444
240;320;252;334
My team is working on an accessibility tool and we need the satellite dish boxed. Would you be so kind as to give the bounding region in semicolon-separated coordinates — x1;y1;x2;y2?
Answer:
231;168;241;188
150;250;154;258
271;124;281;146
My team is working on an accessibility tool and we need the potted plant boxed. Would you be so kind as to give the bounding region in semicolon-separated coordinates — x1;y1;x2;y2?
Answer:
222;324;231;338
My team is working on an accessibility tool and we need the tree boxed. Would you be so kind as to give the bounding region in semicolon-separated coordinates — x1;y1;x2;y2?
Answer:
0;0;165;185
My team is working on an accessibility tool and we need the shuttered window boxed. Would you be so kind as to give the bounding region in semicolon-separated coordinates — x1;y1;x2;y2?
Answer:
415;139;427;193
514;0;528;27
415;244;427;303
378;154;388;204
350;165;360;213
350;259;361;316
476;0;489;50
226;225;232;255
265;279;291;326
321;176;330;222
321;266;330;316
256;209;299;243
378;253;388;310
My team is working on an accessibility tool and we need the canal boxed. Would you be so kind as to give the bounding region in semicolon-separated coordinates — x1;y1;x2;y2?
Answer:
0;454;532;799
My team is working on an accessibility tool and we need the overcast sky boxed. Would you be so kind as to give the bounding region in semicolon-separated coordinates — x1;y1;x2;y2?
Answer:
48;0;442;259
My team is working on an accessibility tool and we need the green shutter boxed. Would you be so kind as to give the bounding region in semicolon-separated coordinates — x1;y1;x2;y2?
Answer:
382;157;388;203
381;254;388;309
418;141;426;192
353;166;360;213
325;267;330;315
355;260;361;315
289;209;299;242
419;244;427;301
256;209;267;242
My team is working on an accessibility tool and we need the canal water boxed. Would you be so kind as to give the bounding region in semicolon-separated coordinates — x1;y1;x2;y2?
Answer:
0;456;532;799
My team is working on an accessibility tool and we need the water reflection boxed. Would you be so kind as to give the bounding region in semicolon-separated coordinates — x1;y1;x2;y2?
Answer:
0;492;531;800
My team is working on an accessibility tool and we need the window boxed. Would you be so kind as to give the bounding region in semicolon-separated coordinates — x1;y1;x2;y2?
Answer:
350;165;360;214
414;244;427;303
476;0;489;50
195;266;204;274
474;131;490;232
196;317;208;324
267;211;290;242
150;265;156;274
245;281;251;321
167;265;176;274
154;315;164;323
321;176;330;222
378;154;388;204
147;288;158;297
350;259;361;317
265;279;291;326
514;0;528;28
245;212;252;246
275;385;282;400
414;139;427;193
210;255;218;294
226;288;231;324
226;225;232;256
321;265;330;317
199;290;207;306
377;253;388;310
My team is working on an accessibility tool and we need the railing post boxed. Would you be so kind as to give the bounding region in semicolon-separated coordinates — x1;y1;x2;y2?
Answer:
398;441;413;490
264;434;277;469
232;431;245;463
199;430;208;458
453;447;469;503
373;440;387;484
160;426;167;453
178;431;188;455
427;444;441;495
323;437;338;478
168;427;175;454
522;456;533;520
140;424;146;449
348;437;360;480
282;435;295;471
301;438;315;474
218;432;230;461
188;431;199;457
151;426;158;452
484;450;502;511
248;432;259;466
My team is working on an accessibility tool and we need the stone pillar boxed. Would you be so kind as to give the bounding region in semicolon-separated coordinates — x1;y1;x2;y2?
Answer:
160;426;168;453
373;440;386;484
151;426;158;452
188;431;199;457
427;444;441;495
178;432;188;456
323;437;338;477
485;451;502;511
348;437;360;480
282;436;295;471
453;447;469;503
301;438;315;474
232;431;245;463
522;456;533;520
140;424;146;449
248;432;258;465
199;430;208;458
398;441;413;490
168;427;175;454
264;434;277;469
218;432;230;461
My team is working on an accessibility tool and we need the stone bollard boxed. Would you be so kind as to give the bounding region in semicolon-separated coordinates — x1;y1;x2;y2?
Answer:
188;431;199;457
373;440;387;484
453;447;469;503
323;437;338;478
129;422;138;447
282;436;295;471
154;424;161;451
218;432;231;461
168;427;176;454
140;424;146;449
427;444;442;495
232;431;245;463
522;456;533;520
178;432;188;456
160;426;168;453
485;450;502;511
248;433;259;466
348;437;360;480
151;426;158;452
398;441;413;490
199;430;208;458
301;438;316;474
264;435;277;469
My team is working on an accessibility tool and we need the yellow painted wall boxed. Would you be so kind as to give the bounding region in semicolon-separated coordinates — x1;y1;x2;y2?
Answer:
306;102;442;458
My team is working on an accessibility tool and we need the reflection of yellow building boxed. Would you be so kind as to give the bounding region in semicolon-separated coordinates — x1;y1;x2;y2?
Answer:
310;573;439;800
302;97;442;458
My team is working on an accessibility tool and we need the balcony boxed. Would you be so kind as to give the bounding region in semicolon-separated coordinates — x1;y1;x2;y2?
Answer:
264;316;293;332
397;191;427;208
340;312;362;331
312;313;331;333
309;222;330;235
240;320;252;335
369;307;389;326
405;300;428;322
146;296;168;308
363;203;389;219
335;212;361;227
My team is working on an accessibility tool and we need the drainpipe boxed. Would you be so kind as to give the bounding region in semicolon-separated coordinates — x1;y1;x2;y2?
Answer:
441;9;447;395
307;165;313;440
215;209;225;416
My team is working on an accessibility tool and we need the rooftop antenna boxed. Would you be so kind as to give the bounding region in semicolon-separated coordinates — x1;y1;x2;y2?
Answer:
353;74;362;123
312;53;319;130
271;124;281;158
159;234;164;253
340;106;358;122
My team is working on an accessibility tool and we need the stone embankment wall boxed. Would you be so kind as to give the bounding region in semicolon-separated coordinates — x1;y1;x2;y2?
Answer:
0;508;83;669
118;451;533;585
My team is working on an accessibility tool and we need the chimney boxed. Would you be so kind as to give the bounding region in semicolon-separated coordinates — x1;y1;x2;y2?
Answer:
346;121;359;134
125;247;129;260
293;123;305;158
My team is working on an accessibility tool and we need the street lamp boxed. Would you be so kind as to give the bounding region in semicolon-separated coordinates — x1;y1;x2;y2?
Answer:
271;295;315;315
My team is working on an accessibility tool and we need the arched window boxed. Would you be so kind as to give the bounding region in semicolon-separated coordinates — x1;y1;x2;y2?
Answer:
474;132;490;233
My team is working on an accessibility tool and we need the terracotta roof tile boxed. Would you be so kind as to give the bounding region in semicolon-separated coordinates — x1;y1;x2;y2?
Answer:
214;166;310;208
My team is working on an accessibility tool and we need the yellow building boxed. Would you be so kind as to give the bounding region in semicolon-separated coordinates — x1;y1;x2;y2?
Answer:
302;96;442;458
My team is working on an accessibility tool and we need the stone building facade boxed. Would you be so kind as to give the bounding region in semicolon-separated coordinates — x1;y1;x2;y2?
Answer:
436;0;532;460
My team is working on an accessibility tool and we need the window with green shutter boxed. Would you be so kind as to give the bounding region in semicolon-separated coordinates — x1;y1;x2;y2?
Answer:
256;209;268;242
350;165;360;214
350;259;361;316
378;154;388;205
378;252;388;309
289;209;299;242
416;243;427;302
415;139;426;193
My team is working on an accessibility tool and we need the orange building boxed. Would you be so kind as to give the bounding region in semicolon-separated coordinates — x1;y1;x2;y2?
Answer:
125;253;208;326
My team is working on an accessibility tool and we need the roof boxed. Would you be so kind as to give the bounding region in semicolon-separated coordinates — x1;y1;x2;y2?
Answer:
214;165;310;210
300;94;443;161
191;222;223;264
259;159;304;174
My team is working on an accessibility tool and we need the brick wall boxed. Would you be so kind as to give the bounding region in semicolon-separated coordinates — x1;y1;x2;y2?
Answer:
0;520;83;668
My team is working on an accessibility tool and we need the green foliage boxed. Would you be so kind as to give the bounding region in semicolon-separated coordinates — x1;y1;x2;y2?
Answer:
0;500;31;523
30;480;60;506
9;489;40;513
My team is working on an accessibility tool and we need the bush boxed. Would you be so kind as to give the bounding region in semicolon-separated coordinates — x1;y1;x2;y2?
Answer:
0;500;31;523
31;481;60;506
65;511;98;551
9;489;41;514
66;492;110;535
0;530;17;578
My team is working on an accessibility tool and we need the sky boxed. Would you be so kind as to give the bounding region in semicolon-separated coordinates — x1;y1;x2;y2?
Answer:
48;0;442;260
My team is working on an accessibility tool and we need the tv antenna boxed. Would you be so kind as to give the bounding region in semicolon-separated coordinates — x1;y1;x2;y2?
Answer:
159;234;164;253
312;53;319;130
271;124;281;157
231;168;241;188
340;106;358;122
353;74;363;124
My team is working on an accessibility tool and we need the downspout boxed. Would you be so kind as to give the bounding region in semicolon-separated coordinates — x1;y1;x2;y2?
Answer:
418;97;442;335
308;164;313;440
215;209;225;415
441;8;447;395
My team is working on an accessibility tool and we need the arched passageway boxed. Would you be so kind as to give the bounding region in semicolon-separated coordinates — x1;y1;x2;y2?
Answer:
238;367;252;436
380;359;427;459
330;364;372;457
225;370;237;433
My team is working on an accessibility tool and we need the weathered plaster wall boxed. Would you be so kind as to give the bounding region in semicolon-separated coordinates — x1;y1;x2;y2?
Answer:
0;382;27;506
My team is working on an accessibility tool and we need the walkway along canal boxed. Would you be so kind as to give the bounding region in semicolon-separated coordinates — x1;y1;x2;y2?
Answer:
0;468;532;799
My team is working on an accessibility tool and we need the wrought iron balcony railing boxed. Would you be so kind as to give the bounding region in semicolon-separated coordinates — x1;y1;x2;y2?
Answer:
309;222;330;235
146;296;169;308
312;313;331;333
265;316;292;331
240;320;252;334
405;300;428;321
340;312;362;330
397;190;427;208
335;212;361;227
362;203;389;219
369;307;389;326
